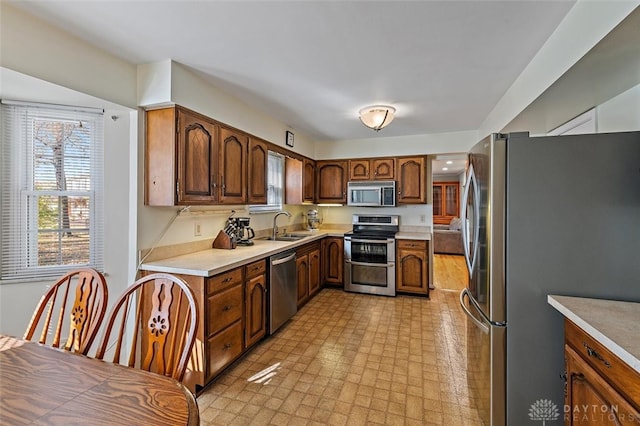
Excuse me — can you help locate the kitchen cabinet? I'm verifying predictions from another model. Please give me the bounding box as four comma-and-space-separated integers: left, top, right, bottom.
146, 106, 219, 205
316, 160, 347, 204
396, 239, 429, 296
348, 158, 395, 181
244, 259, 267, 348
397, 156, 427, 204
296, 254, 309, 307
564, 319, 640, 424
296, 242, 321, 308
218, 125, 248, 204
321, 237, 344, 287
285, 157, 316, 205
145, 106, 249, 206
247, 137, 268, 205
146, 259, 268, 393
433, 181, 460, 225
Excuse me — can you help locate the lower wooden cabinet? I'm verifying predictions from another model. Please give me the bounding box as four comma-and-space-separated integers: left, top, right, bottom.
147, 258, 267, 394
564, 320, 640, 425
296, 242, 321, 308
396, 239, 429, 296
321, 237, 344, 287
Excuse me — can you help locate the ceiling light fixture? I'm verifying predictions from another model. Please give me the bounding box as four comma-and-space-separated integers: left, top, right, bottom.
359, 105, 396, 131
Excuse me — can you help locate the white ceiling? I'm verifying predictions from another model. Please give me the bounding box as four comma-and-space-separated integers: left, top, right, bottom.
10, 0, 575, 142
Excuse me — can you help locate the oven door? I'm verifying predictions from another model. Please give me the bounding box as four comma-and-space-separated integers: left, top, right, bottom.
344, 236, 396, 296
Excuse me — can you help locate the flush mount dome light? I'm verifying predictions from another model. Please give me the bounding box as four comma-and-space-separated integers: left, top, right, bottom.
358, 105, 396, 131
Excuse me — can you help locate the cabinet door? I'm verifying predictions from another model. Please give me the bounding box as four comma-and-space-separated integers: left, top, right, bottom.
245, 274, 267, 348
303, 159, 315, 203
372, 158, 395, 180
296, 254, 309, 307
308, 248, 321, 298
177, 109, 219, 204
146, 107, 178, 206
349, 159, 370, 180
432, 185, 443, 217
219, 126, 248, 204
397, 156, 426, 204
248, 138, 268, 205
285, 157, 303, 205
444, 183, 459, 217
316, 161, 347, 204
565, 345, 640, 425
396, 241, 428, 295
321, 237, 344, 286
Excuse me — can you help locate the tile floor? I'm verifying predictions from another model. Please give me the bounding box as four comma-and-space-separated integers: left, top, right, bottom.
197, 288, 484, 425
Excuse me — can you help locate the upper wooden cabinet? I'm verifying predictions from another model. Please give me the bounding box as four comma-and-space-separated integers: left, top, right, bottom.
316, 160, 347, 204
218, 126, 248, 204
433, 182, 460, 225
146, 106, 218, 205
286, 157, 316, 205
303, 159, 316, 203
348, 158, 395, 181
248, 137, 268, 205
397, 156, 427, 204
145, 106, 252, 206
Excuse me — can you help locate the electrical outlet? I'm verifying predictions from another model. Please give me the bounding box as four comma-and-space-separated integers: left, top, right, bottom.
420, 215, 426, 223
194, 222, 202, 236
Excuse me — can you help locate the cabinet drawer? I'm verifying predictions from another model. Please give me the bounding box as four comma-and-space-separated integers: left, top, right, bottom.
565, 319, 640, 408
245, 259, 266, 279
207, 321, 243, 378
208, 267, 243, 294
397, 239, 427, 250
207, 284, 243, 336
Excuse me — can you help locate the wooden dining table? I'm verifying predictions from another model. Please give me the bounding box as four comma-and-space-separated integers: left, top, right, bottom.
0, 335, 199, 425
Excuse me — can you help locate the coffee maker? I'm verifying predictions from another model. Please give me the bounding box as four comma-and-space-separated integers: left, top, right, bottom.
233, 217, 255, 246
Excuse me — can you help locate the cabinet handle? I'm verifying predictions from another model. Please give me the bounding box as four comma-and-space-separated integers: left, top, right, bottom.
222, 277, 232, 283
223, 342, 232, 350
582, 342, 611, 368
221, 175, 225, 190
222, 304, 233, 312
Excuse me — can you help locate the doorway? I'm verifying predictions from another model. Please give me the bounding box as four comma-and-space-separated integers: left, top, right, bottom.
431, 154, 468, 292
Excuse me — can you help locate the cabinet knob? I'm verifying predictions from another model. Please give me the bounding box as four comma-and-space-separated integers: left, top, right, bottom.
223, 342, 232, 350
222, 304, 233, 312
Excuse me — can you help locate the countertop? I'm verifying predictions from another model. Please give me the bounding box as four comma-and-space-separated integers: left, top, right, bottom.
548, 295, 640, 374
140, 226, 432, 277
140, 228, 346, 277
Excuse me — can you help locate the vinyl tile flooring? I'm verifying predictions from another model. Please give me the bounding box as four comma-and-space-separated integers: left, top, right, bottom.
197, 287, 484, 425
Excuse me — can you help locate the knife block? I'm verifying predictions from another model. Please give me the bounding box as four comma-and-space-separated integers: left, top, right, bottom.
212, 230, 236, 249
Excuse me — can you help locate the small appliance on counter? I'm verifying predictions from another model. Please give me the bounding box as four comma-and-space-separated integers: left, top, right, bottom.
233, 217, 255, 246
305, 209, 322, 231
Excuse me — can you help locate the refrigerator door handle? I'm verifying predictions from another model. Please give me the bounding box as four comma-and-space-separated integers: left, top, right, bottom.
461, 164, 480, 275
459, 288, 490, 334
460, 288, 507, 330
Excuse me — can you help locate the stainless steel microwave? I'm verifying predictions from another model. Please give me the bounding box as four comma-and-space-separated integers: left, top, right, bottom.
347, 181, 396, 207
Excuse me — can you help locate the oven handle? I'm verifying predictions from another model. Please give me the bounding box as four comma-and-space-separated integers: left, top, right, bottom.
345, 259, 395, 268
346, 238, 395, 244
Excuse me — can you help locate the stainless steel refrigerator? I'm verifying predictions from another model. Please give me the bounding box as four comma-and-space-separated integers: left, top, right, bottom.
459, 131, 640, 425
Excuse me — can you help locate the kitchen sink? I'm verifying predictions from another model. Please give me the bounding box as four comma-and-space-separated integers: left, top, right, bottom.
265, 233, 308, 241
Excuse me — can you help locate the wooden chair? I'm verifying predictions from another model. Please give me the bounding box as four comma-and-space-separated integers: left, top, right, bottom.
95, 273, 198, 382
24, 268, 108, 355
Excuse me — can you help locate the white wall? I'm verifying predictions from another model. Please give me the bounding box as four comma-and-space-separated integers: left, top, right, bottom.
597, 83, 640, 132
315, 130, 477, 160
479, 0, 640, 139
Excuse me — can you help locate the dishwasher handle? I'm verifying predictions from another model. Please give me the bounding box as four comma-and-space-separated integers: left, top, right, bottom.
271, 252, 296, 266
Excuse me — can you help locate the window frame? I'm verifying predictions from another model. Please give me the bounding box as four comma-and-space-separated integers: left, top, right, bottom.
0, 101, 104, 282
248, 150, 285, 214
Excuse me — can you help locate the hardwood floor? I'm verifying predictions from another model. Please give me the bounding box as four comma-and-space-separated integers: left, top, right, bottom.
432, 254, 467, 292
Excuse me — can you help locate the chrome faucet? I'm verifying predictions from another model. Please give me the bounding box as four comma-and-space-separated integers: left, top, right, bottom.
272, 211, 291, 239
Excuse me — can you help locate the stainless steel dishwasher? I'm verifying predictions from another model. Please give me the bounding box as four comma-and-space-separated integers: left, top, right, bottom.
269, 250, 297, 334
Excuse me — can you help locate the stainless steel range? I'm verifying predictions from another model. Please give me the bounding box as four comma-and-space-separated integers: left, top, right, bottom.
344, 214, 398, 296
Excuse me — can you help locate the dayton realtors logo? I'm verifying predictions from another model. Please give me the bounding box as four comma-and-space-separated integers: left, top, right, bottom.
529, 399, 560, 425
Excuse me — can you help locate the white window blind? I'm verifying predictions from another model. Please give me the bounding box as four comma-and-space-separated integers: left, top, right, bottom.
249, 150, 284, 213
1, 101, 104, 281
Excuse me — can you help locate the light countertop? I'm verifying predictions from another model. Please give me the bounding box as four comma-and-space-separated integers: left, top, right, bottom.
140, 228, 346, 277
141, 226, 433, 277
548, 295, 640, 374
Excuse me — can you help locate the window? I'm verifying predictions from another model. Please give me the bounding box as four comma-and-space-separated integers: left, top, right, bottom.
1, 101, 104, 281
249, 150, 284, 213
